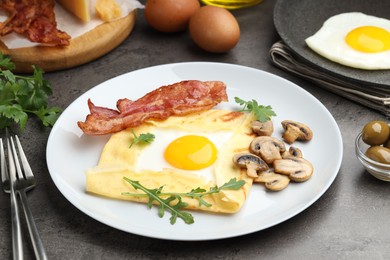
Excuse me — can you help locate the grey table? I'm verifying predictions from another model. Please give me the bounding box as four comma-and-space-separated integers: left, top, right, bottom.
1, 1, 389, 259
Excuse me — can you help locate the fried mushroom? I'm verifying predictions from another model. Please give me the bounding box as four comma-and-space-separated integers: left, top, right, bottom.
232, 153, 269, 178
281, 120, 313, 144
251, 120, 273, 136
250, 136, 286, 164
282, 146, 303, 158
254, 170, 290, 191
273, 156, 314, 182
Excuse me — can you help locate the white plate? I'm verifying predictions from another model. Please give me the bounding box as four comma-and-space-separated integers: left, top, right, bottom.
46, 62, 343, 241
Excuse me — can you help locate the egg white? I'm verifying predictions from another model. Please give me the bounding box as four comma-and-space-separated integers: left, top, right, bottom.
305, 12, 390, 70
136, 128, 233, 184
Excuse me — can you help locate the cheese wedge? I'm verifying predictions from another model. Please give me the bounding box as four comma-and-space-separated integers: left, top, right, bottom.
56, 0, 123, 23
56, 0, 91, 22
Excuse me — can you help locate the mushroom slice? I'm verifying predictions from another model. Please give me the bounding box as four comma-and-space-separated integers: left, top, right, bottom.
254, 170, 290, 191
273, 156, 314, 182
232, 153, 269, 178
251, 120, 273, 136
250, 136, 286, 164
282, 146, 303, 158
281, 120, 313, 144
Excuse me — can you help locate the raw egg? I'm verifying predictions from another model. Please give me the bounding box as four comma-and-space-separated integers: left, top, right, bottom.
189, 6, 240, 53
305, 12, 390, 70
144, 0, 200, 33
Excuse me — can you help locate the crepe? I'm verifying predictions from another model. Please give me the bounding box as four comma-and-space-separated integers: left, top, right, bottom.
86, 109, 256, 213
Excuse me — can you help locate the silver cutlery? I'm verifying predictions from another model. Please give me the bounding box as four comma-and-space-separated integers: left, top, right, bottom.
1, 136, 23, 260
1, 131, 48, 260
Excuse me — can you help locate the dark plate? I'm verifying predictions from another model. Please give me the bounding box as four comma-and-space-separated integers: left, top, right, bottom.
273, 0, 390, 87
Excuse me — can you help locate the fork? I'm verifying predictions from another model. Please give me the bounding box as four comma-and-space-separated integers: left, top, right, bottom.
1, 136, 23, 260
4, 132, 48, 260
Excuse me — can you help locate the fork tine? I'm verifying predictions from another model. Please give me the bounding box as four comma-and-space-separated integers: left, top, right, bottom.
1, 138, 10, 192
6, 129, 16, 182
5, 129, 24, 260
10, 137, 23, 181
14, 135, 34, 179
10, 136, 25, 183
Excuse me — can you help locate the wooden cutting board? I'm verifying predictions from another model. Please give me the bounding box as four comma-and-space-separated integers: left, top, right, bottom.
0, 10, 136, 73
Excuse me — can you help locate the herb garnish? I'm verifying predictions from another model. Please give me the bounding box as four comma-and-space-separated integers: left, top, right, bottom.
0, 53, 61, 130
235, 97, 276, 122
122, 177, 246, 224
129, 129, 155, 148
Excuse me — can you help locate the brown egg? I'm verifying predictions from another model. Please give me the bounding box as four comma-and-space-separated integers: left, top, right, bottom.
189, 6, 240, 53
144, 0, 200, 33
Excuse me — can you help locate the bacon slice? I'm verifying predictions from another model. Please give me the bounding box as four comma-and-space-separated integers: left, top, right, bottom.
78, 80, 228, 135
0, 0, 71, 46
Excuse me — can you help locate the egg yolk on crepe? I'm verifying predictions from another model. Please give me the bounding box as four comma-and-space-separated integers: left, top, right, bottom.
86, 109, 256, 213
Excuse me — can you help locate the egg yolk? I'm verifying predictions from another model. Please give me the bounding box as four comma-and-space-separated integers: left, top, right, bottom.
164, 135, 217, 170
345, 26, 390, 53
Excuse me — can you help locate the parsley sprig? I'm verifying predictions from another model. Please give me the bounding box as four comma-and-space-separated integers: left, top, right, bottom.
122, 177, 246, 224
235, 97, 276, 122
129, 129, 155, 148
0, 53, 61, 130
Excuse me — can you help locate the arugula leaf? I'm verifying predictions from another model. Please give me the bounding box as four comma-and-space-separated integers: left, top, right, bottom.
178, 178, 246, 208
234, 97, 276, 122
122, 178, 246, 224
123, 178, 194, 224
129, 129, 155, 148
0, 54, 61, 130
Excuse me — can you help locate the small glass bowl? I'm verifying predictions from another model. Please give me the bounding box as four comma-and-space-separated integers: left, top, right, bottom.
355, 132, 390, 182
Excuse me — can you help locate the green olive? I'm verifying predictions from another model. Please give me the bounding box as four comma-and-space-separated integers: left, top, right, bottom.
365, 146, 390, 164
362, 121, 390, 146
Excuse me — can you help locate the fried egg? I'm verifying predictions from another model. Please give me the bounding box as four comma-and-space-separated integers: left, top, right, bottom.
86, 109, 256, 213
305, 12, 390, 70
136, 128, 233, 184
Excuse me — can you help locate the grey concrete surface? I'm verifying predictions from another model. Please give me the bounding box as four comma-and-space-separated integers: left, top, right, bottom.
1, 1, 389, 259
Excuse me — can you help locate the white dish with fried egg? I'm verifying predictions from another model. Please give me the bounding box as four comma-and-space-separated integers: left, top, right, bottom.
46, 62, 343, 241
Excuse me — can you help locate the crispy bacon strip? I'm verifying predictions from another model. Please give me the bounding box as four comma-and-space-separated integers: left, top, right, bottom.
0, 0, 71, 46
78, 80, 228, 135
